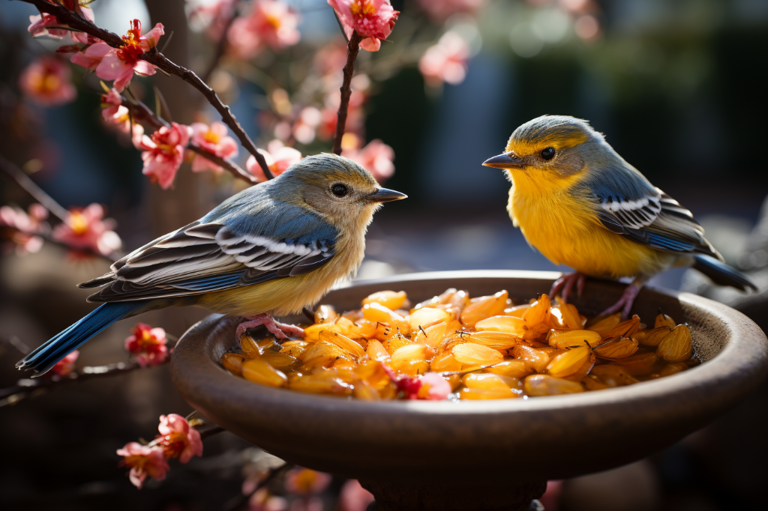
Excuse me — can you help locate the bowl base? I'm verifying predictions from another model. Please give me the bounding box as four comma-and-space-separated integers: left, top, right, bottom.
359, 478, 547, 511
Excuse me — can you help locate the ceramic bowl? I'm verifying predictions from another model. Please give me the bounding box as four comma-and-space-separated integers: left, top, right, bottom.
171, 271, 767, 509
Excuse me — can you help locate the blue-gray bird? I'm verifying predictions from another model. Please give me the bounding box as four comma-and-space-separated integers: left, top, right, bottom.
17, 154, 406, 375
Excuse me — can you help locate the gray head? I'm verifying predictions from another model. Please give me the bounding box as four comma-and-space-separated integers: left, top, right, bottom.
482, 115, 615, 179
275, 153, 406, 225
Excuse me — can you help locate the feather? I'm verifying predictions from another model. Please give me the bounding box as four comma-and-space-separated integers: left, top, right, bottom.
83, 194, 339, 303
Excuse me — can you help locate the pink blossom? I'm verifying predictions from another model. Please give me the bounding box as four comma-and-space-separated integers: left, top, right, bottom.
157, 414, 203, 464
416, 0, 485, 23
418, 372, 452, 400
318, 89, 366, 140
117, 442, 169, 489
384, 367, 451, 400
101, 88, 131, 133
18, 57, 76, 107
419, 32, 470, 87
249, 488, 288, 511
0, 203, 48, 255
72, 20, 164, 91
49, 350, 79, 378
136, 123, 191, 189
338, 480, 375, 511
328, 0, 399, 52
227, 1, 300, 59
190, 122, 239, 173
285, 468, 332, 495
342, 139, 395, 183
291, 107, 321, 145
313, 42, 348, 77
70, 42, 111, 71
246, 140, 302, 182
52, 204, 122, 256
125, 323, 169, 367
28, 5, 96, 42
28, 13, 68, 39
189, 0, 238, 41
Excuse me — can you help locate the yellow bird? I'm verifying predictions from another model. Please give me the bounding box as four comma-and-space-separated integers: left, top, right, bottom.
483, 115, 755, 318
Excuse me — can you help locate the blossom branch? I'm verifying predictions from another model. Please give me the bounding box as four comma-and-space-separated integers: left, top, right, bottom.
0, 154, 119, 261
2, 223, 118, 262
117, 92, 258, 184
332, 31, 363, 155
0, 358, 170, 408
22, 0, 274, 180
199, 0, 243, 85
0, 152, 69, 223
224, 462, 292, 511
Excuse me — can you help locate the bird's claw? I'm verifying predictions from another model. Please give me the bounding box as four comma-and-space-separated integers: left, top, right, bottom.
550, 272, 587, 303
236, 313, 306, 342
598, 283, 641, 320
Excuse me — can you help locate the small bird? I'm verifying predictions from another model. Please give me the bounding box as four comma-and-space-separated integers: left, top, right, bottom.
17, 154, 406, 375
483, 115, 755, 318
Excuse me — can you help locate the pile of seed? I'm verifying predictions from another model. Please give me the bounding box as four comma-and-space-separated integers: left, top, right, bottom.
221, 289, 698, 400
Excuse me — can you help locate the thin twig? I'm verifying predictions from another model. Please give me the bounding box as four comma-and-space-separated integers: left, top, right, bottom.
223, 462, 292, 511
115, 92, 257, 184
22, 0, 274, 180
0, 154, 119, 261
200, 0, 243, 84
0, 152, 70, 222
0, 357, 170, 407
332, 31, 363, 155
2, 223, 118, 262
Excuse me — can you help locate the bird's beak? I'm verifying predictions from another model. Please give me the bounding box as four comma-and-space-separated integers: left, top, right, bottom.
482, 152, 525, 169
367, 187, 408, 203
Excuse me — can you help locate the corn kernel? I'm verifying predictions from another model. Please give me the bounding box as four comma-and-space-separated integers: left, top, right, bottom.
548, 329, 602, 349
460, 290, 508, 327
547, 346, 591, 379
657, 325, 693, 362
452, 343, 504, 365
242, 359, 287, 388
594, 336, 639, 359
314, 304, 339, 324
524, 374, 584, 396
362, 290, 407, 310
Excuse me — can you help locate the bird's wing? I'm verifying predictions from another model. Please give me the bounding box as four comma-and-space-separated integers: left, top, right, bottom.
584, 173, 721, 259
80, 202, 338, 302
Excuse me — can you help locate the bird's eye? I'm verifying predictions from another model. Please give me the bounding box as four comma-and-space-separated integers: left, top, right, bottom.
331, 183, 349, 197
541, 147, 556, 160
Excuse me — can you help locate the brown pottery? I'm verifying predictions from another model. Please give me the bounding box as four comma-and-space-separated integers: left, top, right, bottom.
171, 270, 768, 511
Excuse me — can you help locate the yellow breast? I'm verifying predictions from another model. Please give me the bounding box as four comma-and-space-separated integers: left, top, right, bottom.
507, 170, 671, 279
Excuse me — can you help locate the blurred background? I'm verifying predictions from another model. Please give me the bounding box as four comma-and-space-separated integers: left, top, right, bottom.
1, 0, 767, 510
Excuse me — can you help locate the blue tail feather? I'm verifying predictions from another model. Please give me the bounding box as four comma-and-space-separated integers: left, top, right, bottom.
692, 255, 757, 292
16, 302, 144, 376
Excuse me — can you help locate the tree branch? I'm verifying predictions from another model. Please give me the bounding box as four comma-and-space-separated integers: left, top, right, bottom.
223, 462, 292, 511
199, 0, 243, 85
0, 152, 70, 223
22, 0, 274, 180
117, 92, 258, 184
332, 31, 363, 155
0, 357, 170, 407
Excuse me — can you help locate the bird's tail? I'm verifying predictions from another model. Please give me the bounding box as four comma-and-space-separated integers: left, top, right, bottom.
16, 302, 143, 376
692, 255, 757, 292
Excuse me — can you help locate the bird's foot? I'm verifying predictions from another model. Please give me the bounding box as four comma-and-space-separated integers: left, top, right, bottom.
598, 283, 642, 320
550, 272, 587, 303
236, 314, 306, 341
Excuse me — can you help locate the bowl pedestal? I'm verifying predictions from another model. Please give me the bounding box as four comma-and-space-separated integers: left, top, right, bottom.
171, 271, 768, 511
